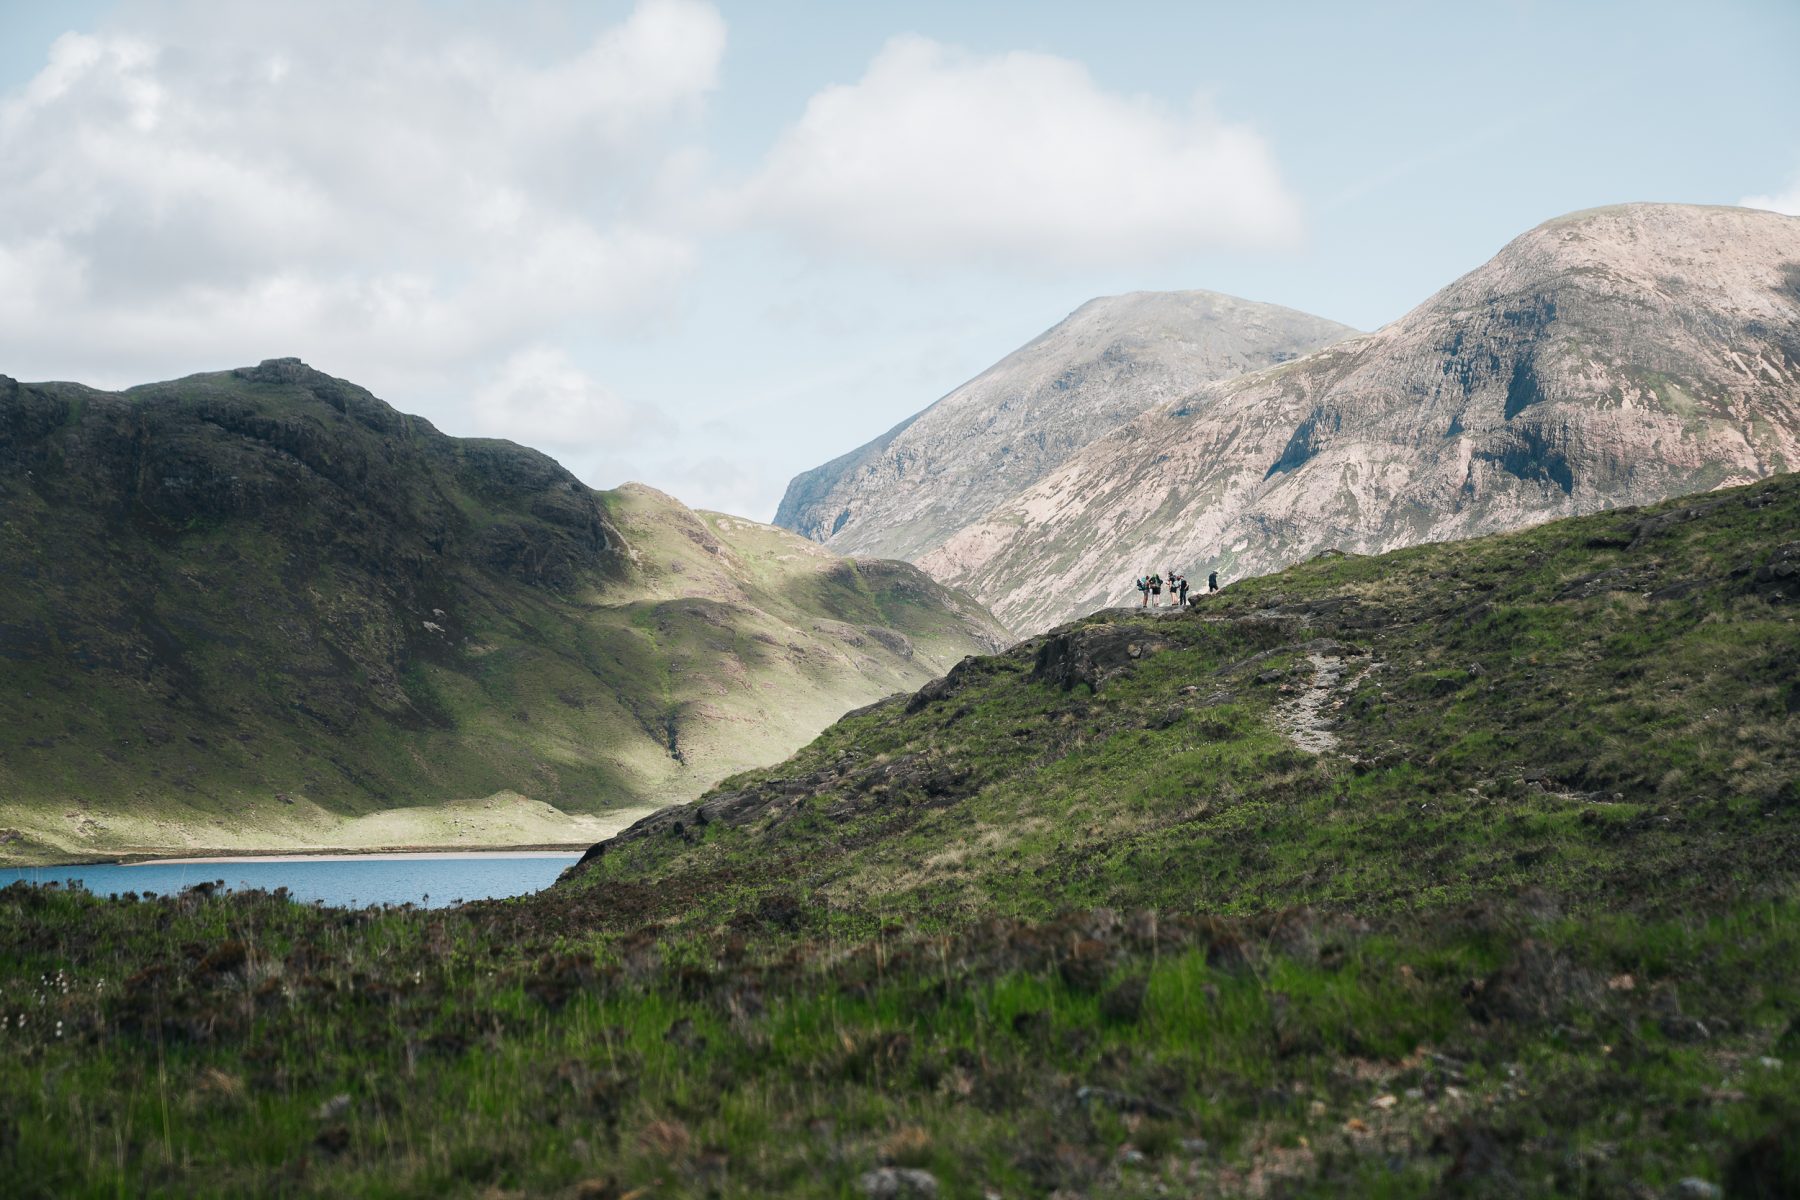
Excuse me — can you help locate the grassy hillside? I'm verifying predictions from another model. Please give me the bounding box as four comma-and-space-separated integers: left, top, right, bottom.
0, 361, 1008, 863
572, 473, 1800, 930
2, 475, 1797, 1197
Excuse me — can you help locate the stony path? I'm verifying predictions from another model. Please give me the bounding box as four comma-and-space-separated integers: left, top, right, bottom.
1277, 653, 1353, 754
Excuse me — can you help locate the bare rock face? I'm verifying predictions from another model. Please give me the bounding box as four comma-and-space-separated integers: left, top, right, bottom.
1028, 623, 1175, 693
922, 204, 1800, 632
773, 291, 1357, 565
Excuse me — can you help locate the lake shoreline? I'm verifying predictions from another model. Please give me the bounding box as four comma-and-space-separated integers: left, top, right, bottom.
11, 842, 599, 869
0, 850, 594, 908
131, 849, 587, 865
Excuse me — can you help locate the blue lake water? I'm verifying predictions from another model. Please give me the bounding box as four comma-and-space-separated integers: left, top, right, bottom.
0, 852, 583, 909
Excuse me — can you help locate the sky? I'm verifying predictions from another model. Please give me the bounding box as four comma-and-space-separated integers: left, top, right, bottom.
2, 0, 1797, 522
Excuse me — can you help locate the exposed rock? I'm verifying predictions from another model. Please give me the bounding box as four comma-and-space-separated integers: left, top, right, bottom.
313, 1093, 352, 1122
1752, 541, 1800, 600
857, 1167, 939, 1199
905, 654, 991, 712
1029, 622, 1174, 692
580, 738, 990, 862
842, 693, 908, 721
1558, 568, 1642, 600
919, 204, 1800, 632
1073, 1084, 1180, 1119
776, 290, 1355, 561
1659, 1014, 1713, 1043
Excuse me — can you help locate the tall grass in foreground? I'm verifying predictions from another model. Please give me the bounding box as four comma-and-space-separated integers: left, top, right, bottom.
3, 883, 1798, 1197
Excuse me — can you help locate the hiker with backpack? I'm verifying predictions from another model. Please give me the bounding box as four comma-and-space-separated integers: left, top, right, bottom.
1176, 573, 1190, 606
1208, 570, 1219, 593
1148, 572, 1162, 606
1136, 574, 1150, 607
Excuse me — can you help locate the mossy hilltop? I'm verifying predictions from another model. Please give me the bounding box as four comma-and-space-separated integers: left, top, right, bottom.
0, 360, 1008, 863
3, 475, 1798, 1196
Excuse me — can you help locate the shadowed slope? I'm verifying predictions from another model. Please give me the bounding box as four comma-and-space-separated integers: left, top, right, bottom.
0, 360, 1009, 863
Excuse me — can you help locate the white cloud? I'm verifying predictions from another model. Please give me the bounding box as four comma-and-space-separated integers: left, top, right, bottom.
473, 345, 671, 450
1741, 175, 1800, 216
0, 6, 1309, 521
645, 451, 788, 521
503, 0, 725, 145
735, 35, 1301, 270
0, 0, 723, 391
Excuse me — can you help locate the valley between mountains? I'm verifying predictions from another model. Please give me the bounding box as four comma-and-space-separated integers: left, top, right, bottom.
3, 194, 1800, 1198
9, 202, 1795, 864
781, 203, 1800, 633
0, 360, 1006, 864
7, 475, 1798, 1197
4, 0, 1800, 1183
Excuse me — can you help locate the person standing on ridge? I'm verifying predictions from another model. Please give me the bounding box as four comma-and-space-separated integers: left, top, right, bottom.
1177, 574, 1190, 606
1208, 570, 1219, 593
1148, 571, 1162, 607
1136, 574, 1150, 607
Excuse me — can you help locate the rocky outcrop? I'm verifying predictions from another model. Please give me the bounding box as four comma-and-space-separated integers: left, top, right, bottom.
922, 204, 1800, 632
4, 359, 628, 595
1029, 623, 1174, 692
774, 291, 1356, 562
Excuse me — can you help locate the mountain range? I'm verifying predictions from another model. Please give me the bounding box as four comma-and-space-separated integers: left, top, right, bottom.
11, 469, 1800, 1195
0, 359, 1007, 863
8, 204, 1800, 1193
8, 201, 1798, 862
774, 290, 1356, 562
782, 203, 1800, 632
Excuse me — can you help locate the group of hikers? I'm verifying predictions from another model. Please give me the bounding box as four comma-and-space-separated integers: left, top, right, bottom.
1135, 568, 1218, 608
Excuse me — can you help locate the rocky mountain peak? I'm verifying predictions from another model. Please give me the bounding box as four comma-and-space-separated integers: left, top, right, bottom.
918, 203, 1800, 632
1432, 202, 1798, 315
774, 288, 1356, 565
232, 356, 321, 384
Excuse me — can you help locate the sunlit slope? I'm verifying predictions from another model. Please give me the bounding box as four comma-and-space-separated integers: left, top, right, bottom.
0, 360, 1008, 863
775, 289, 1355, 560
924, 204, 1800, 631
570, 471, 1800, 930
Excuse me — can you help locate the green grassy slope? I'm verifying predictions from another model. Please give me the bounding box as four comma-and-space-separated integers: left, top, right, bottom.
1, 477, 1796, 1199
569, 473, 1800, 931
0, 361, 1009, 863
